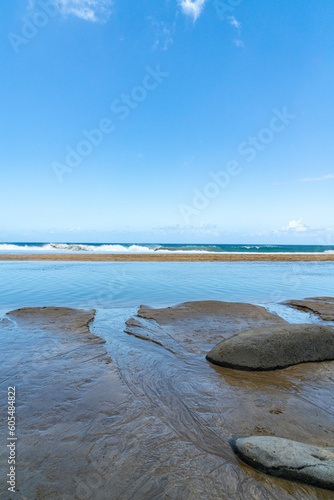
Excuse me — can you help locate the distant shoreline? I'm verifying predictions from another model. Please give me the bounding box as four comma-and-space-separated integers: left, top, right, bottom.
1, 253, 334, 262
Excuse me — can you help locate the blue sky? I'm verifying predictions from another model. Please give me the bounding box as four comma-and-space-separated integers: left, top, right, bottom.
1, 0, 334, 244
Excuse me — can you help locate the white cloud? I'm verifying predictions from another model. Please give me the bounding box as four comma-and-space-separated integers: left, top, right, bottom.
154, 222, 220, 236
273, 174, 334, 186
251, 222, 334, 240
228, 16, 241, 29
57, 0, 113, 22
179, 0, 207, 21
281, 218, 308, 232
149, 18, 175, 51
226, 15, 244, 48
299, 174, 334, 182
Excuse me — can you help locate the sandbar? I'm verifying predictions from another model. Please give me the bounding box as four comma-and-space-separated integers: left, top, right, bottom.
1, 253, 334, 261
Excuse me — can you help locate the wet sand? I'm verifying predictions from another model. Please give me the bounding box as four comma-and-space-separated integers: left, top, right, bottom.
1, 302, 334, 499
1, 253, 334, 262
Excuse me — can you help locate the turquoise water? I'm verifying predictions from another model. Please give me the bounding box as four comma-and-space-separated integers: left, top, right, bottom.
0, 261, 333, 314
0, 242, 334, 254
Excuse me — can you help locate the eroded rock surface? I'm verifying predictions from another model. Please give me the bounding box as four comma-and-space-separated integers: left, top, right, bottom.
230, 436, 334, 491
0, 307, 129, 500
126, 301, 334, 498
2, 303, 334, 499
206, 324, 334, 370
284, 298, 334, 322
7, 306, 96, 336
135, 301, 287, 354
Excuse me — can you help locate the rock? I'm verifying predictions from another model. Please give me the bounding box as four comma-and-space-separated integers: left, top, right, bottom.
206, 323, 334, 370
136, 301, 287, 354
284, 298, 334, 321
0, 307, 125, 500
6, 306, 103, 345
230, 435, 334, 491
7, 306, 96, 335
306, 297, 334, 303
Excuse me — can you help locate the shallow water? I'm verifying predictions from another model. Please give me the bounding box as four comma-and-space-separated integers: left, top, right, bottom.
1, 262, 334, 499
1, 261, 334, 312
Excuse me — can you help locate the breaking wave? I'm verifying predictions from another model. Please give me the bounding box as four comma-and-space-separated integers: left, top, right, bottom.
1, 243, 334, 254
0, 243, 157, 253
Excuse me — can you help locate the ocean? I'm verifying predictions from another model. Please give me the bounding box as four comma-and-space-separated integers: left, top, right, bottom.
0, 242, 334, 254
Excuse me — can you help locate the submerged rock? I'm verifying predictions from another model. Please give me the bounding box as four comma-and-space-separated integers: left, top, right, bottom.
206, 323, 334, 370
230, 435, 334, 491
284, 298, 334, 322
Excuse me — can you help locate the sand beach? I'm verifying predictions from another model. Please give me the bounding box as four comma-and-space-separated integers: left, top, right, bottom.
1, 253, 334, 261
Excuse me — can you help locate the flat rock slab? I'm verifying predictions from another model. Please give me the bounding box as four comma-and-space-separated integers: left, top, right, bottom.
307, 297, 334, 303
284, 298, 334, 322
136, 300, 287, 354
206, 323, 334, 370
0, 307, 130, 500
230, 436, 334, 491
7, 306, 97, 336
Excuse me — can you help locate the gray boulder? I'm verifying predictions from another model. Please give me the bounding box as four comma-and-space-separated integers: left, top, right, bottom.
230, 435, 334, 491
206, 323, 334, 370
